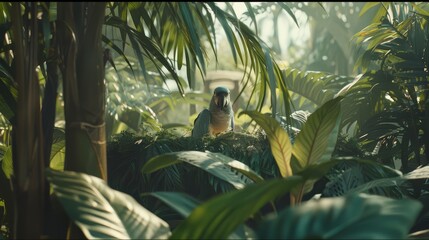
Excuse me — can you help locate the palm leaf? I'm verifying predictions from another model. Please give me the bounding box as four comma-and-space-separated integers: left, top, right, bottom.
178, 2, 206, 74
263, 45, 277, 117
348, 165, 429, 194
206, 2, 238, 64
278, 2, 299, 27
282, 68, 352, 107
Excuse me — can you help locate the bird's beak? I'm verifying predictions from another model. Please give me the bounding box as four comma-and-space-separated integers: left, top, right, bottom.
215, 95, 228, 109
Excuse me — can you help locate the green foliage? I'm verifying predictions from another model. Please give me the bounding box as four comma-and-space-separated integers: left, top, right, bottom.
282, 68, 353, 112
241, 97, 343, 203
257, 193, 422, 239
47, 162, 427, 240
0, 146, 11, 179
49, 128, 65, 171
240, 111, 292, 178
322, 159, 404, 198
170, 177, 304, 239
348, 165, 429, 195
1, 2, 429, 239
344, 2, 429, 174
291, 97, 342, 172
142, 151, 264, 186
45, 168, 171, 239
108, 130, 279, 203
144, 192, 201, 219
105, 2, 294, 118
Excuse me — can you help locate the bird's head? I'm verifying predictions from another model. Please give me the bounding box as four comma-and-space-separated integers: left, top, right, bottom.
212, 86, 231, 110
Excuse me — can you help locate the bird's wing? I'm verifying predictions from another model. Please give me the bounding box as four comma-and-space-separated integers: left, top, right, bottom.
191, 109, 211, 138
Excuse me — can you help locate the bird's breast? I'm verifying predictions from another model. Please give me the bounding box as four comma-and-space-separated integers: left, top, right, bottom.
209, 109, 232, 135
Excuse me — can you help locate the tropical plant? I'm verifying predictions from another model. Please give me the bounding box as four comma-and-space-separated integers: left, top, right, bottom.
46, 167, 424, 239
1, 1, 429, 239
340, 2, 429, 176
0, 1, 306, 238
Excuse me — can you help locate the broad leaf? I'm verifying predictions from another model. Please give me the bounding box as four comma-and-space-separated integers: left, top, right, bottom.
145, 191, 250, 239
290, 97, 342, 199
141, 151, 263, 189
240, 111, 292, 178
171, 176, 304, 239
291, 97, 342, 172
257, 193, 422, 239
45, 169, 171, 239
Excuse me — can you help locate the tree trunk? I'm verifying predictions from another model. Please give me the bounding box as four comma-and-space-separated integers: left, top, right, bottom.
58, 2, 108, 180
56, 2, 107, 238
10, 2, 45, 239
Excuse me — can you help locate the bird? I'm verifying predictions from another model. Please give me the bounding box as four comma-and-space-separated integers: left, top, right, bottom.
192, 86, 234, 138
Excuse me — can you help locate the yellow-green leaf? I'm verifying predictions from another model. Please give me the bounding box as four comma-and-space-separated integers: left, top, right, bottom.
240, 111, 292, 177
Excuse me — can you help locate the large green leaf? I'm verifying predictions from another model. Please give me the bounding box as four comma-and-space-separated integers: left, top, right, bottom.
240, 111, 293, 178
141, 151, 263, 189
257, 193, 422, 239
145, 191, 250, 239
290, 97, 342, 199
171, 176, 304, 239
45, 169, 171, 239
291, 97, 342, 172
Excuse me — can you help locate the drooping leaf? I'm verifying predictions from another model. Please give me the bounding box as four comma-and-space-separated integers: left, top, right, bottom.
263, 45, 277, 118
171, 176, 304, 239
206, 2, 237, 64
141, 151, 263, 189
178, 2, 206, 74
257, 193, 422, 239
243, 2, 258, 32
45, 169, 171, 239
240, 111, 293, 178
278, 2, 299, 27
